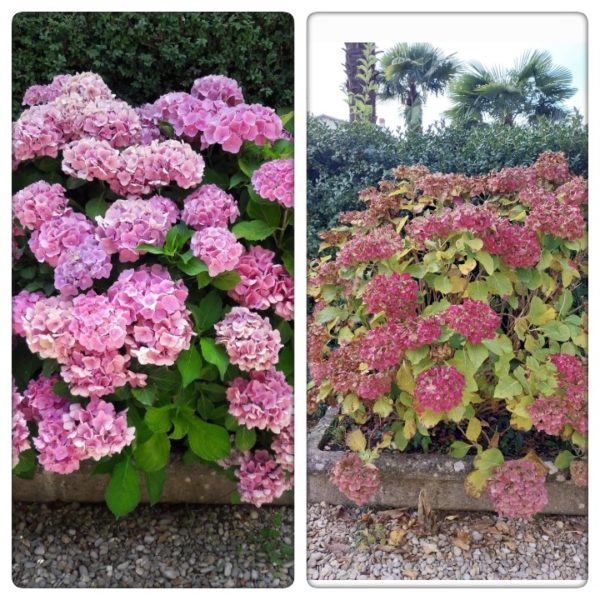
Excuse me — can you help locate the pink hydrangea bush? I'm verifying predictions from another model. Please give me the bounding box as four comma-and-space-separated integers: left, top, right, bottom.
309, 152, 586, 515
13, 71, 294, 515
330, 453, 381, 506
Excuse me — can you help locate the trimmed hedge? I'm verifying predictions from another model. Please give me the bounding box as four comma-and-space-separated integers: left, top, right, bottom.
12, 12, 293, 118
307, 114, 588, 256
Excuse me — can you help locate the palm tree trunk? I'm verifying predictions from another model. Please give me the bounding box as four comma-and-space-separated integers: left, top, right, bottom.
344, 42, 377, 123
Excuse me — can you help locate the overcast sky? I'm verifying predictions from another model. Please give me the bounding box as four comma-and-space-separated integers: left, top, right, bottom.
308, 13, 587, 131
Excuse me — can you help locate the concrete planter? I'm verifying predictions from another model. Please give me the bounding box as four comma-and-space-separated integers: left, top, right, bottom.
308, 409, 587, 515
13, 457, 293, 506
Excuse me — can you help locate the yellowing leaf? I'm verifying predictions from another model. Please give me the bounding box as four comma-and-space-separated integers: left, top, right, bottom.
527, 296, 557, 326
450, 275, 467, 293
466, 417, 482, 442
419, 410, 442, 429
373, 397, 393, 418
342, 393, 359, 415
395, 362, 415, 394
464, 469, 488, 499
459, 258, 477, 275
403, 418, 417, 440
346, 429, 366, 452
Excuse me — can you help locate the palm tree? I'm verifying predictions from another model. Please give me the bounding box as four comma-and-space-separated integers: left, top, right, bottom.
379, 43, 461, 129
446, 50, 576, 126
343, 42, 380, 123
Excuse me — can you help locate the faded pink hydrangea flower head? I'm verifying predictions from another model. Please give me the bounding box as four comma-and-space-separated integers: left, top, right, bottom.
251, 159, 294, 208
235, 449, 289, 507
227, 368, 292, 433
271, 423, 294, 474
363, 272, 419, 322
442, 299, 500, 344
215, 307, 282, 372
12, 290, 45, 337
330, 453, 380, 505
486, 459, 548, 518
22, 374, 68, 422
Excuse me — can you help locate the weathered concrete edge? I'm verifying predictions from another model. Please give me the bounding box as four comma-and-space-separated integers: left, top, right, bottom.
308, 408, 587, 515
13, 458, 293, 506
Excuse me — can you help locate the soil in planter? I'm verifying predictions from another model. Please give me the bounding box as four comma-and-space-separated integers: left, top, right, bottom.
318, 406, 577, 461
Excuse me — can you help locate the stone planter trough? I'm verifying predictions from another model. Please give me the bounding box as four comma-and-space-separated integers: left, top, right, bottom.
308, 408, 586, 515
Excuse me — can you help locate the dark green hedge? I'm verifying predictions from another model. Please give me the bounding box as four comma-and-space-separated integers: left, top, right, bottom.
307, 114, 588, 256
12, 12, 293, 118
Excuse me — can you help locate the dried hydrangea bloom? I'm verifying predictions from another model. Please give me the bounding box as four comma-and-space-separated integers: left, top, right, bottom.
54, 236, 113, 296
12, 104, 67, 165
485, 165, 537, 194
528, 395, 568, 435
235, 450, 290, 507
251, 159, 294, 208
12, 382, 30, 467
190, 75, 244, 106
337, 224, 404, 267
12, 290, 45, 337
363, 272, 419, 321
96, 195, 180, 262
215, 307, 282, 372
12, 181, 68, 231
330, 453, 380, 505
414, 365, 465, 413
526, 199, 585, 241
28, 209, 95, 267
181, 184, 240, 231
442, 299, 500, 344
486, 459, 548, 518
555, 177, 587, 207
202, 103, 283, 153
533, 151, 571, 185
570, 460, 587, 487
190, 227, 243, 277
228, 245, 292, 315
22, 374, 67, 422
271, 423, 294, 473
227, 369, 292, 433
357, 370, 393, 401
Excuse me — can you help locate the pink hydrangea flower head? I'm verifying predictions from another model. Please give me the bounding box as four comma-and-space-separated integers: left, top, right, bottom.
235, 450, 289, 507
359, 323, 405, 371
271, 424, 294, 473
528, 395, 568, 436
482, 220, 541, 269
555, 177, 588, 207
22, 374, 68, 422
526, 198, 585, 241
215, 307, 282, 372
363, 272, 419, 321
12, 382, 30, 467
337, 225, 404, 266
34, 407, 82, 474
12, 104, 67, 165
54, 236, 113, 296
190, 227, 244, 277
485, 166, 537, 194
96, 195, 180, 262
181, 184, 240, 230
570, 461, 587, 487
67, 398, 135, 461
22, 296, 75, 361
22, 74, 71, 106
357, 371, 393, 401
60, 349, 146, 398
12, 181, 68, 230
60, 72, 114, 102
67, 291, 129, 353
442, 299, 500, 344
190, 75, 244, 106
487, 459, 548, 518
152, 92, 225, 139
227, 368, 293, 433
202, 103, 283, 153
28, 210, 95, 267
251, 159, 294, 208
72, 98, 142, 148
228, 245, 293, 316
13, 290, 45, 337
136, 103, 163, 144
330, 453, 380, 505
61, 138, 122, 182
414, 365, 465, 413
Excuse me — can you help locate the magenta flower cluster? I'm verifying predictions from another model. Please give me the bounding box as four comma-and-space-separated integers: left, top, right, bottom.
442, 299, 500, 344
96, 196, 180, 262
181, 184, 240, 230
486, 459, 548, 518
251, 159, 294, 208
330, 453, 381, 506
414, 365, 466, 413
337, 224, 404, 267
228, 245, 294, 320
363, 272, 419, 321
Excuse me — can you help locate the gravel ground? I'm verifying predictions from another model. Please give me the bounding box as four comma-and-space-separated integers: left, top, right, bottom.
307, 502, 587, 581
13, 502, 293, 588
